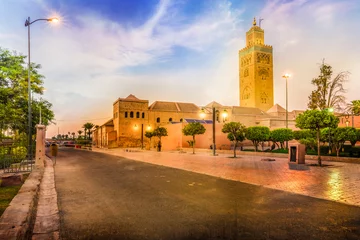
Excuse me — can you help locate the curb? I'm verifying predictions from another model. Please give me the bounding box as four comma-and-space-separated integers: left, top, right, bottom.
31, 157, 60, 240
0, 167, 43, 239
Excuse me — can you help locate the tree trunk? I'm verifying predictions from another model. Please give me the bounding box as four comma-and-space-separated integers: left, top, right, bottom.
233, 141, 237, 158
254, 141, 258, 152
317, 129, 322, 166
192, 136, 195, 154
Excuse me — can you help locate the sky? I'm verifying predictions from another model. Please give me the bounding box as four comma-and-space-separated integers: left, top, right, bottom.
1, 0, 359, 138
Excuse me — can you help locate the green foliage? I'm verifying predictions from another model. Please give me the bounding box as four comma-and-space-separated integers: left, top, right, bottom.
153, 127, 168, 139
245, 126, 270, 152
82, 122, 95, 140
299, 138, 317, 151
308, 62, 348, 111
332, 127, 357, 157
0, 48, 55, 133
296, 110, 339, 130
296, 109, 339, 165
145, 131, 154, 139
346, 100, 360, 116
11, 146, 27, 160
222, 122, 246, 157
293, 129, 315, 140
270, 128, 293, 149
153, 127, 168, 152
182, 122, 206, 154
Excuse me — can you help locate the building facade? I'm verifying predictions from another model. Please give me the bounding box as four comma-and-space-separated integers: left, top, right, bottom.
239, 18, 274, 111
93, 19, 302, 149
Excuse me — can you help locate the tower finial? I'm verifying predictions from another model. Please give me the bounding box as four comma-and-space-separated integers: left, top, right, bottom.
253, 17, 256, 26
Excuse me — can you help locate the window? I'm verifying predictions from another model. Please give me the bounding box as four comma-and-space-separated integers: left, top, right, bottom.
169, 118, 173, 122
136, 112, 140, 118
156, 117, 160, 123
130, 111, 134, 118
142, 112, 145, 118
125, 112, 128, 118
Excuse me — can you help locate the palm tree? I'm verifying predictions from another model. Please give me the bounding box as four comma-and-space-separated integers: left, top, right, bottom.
72, 132, 75, 139
77, 130, 83, 139
82, 122, 95, 140
345, 100, 360, 127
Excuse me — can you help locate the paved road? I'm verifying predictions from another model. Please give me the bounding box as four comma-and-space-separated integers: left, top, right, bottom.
55, 148, 360, 239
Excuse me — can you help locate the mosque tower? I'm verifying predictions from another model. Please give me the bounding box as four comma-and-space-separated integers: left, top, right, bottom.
239, 18, 274, 111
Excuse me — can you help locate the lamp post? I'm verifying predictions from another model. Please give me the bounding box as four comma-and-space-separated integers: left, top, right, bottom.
24, 16, 58, 160
200, 107, 228, 156
282, 73, 291, 149
327, 108, 334, 154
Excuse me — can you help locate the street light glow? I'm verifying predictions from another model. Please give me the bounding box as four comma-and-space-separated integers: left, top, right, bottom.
282, 73, 291, 79
200, 109, 206, 120
48, 18, 59, 23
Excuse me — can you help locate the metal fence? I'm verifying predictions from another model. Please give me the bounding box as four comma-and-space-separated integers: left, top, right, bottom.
0, 123, 34, 173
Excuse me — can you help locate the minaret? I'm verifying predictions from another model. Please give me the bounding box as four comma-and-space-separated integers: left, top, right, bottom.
239, 18, 274, 111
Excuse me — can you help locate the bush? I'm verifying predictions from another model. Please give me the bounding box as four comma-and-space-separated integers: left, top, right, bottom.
272, 149, 288, 154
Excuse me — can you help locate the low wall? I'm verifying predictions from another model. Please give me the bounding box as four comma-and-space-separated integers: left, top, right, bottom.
0, 169, 43, 239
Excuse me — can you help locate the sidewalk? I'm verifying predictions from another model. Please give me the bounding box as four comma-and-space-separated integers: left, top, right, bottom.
93, 148, 360, 207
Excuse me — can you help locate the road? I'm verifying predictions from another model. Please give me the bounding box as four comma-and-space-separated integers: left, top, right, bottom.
54, 148, 360, 240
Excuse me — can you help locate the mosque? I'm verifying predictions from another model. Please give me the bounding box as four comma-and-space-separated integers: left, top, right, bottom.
93, 18, 303, 150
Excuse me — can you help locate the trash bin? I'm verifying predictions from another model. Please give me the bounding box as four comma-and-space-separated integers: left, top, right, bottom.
50, 143, 58, 157
288, 143, 305, 164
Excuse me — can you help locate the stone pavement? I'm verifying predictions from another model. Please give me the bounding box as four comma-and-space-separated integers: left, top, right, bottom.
32, 157, 60, 240
93, 148, 360, 207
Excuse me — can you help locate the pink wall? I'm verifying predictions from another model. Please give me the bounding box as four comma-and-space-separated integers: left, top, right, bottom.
158, 123, 232, 151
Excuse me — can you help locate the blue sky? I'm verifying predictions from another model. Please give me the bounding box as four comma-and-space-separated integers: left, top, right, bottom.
0, 0, 359, 137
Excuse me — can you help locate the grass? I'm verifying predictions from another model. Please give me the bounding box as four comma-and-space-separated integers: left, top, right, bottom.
0, 173, 29, 217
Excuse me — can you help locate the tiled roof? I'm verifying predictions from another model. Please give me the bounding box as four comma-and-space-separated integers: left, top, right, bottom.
267, 104, 286, 113
114, 94, 148, 104
149, 101, 200, 112
232, 106, 267, 115
124, 94, 139, 101
205, 101, 223, 108
177, 103, 200, 112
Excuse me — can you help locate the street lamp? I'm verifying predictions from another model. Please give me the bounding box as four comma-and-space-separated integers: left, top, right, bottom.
200, 107, 228, 156
24, 16, 58, 161
282, 73, 291, 149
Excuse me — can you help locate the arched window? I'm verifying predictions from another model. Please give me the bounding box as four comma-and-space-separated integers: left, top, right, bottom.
136, 112, 140, 118
130, 111, 134, 118
156, 117, 160, 123
180, 118, 183, 122
125, 112, 128, 118
142, 112, 145, 118
169, 118, 173, 122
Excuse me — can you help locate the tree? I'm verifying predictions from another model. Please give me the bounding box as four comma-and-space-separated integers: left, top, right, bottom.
270, 128, 293, 149
77, 130, 83, 139
332, 127, 357, 157
182, 122, 206, 154
308, 62, 348, 111
0, 47, 54, 134
222, 122, 246, 157
145, 131, 154, 148
72, 132, 75, 139
82, 122, 95, 140
346, 100, 360, 116
296, 110, 339, 166
350, 129, 360, 146
153, 127, 168, 152
245, 126, 270, 152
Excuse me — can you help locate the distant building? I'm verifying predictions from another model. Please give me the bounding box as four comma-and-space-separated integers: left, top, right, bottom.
93, 19, 304, 149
